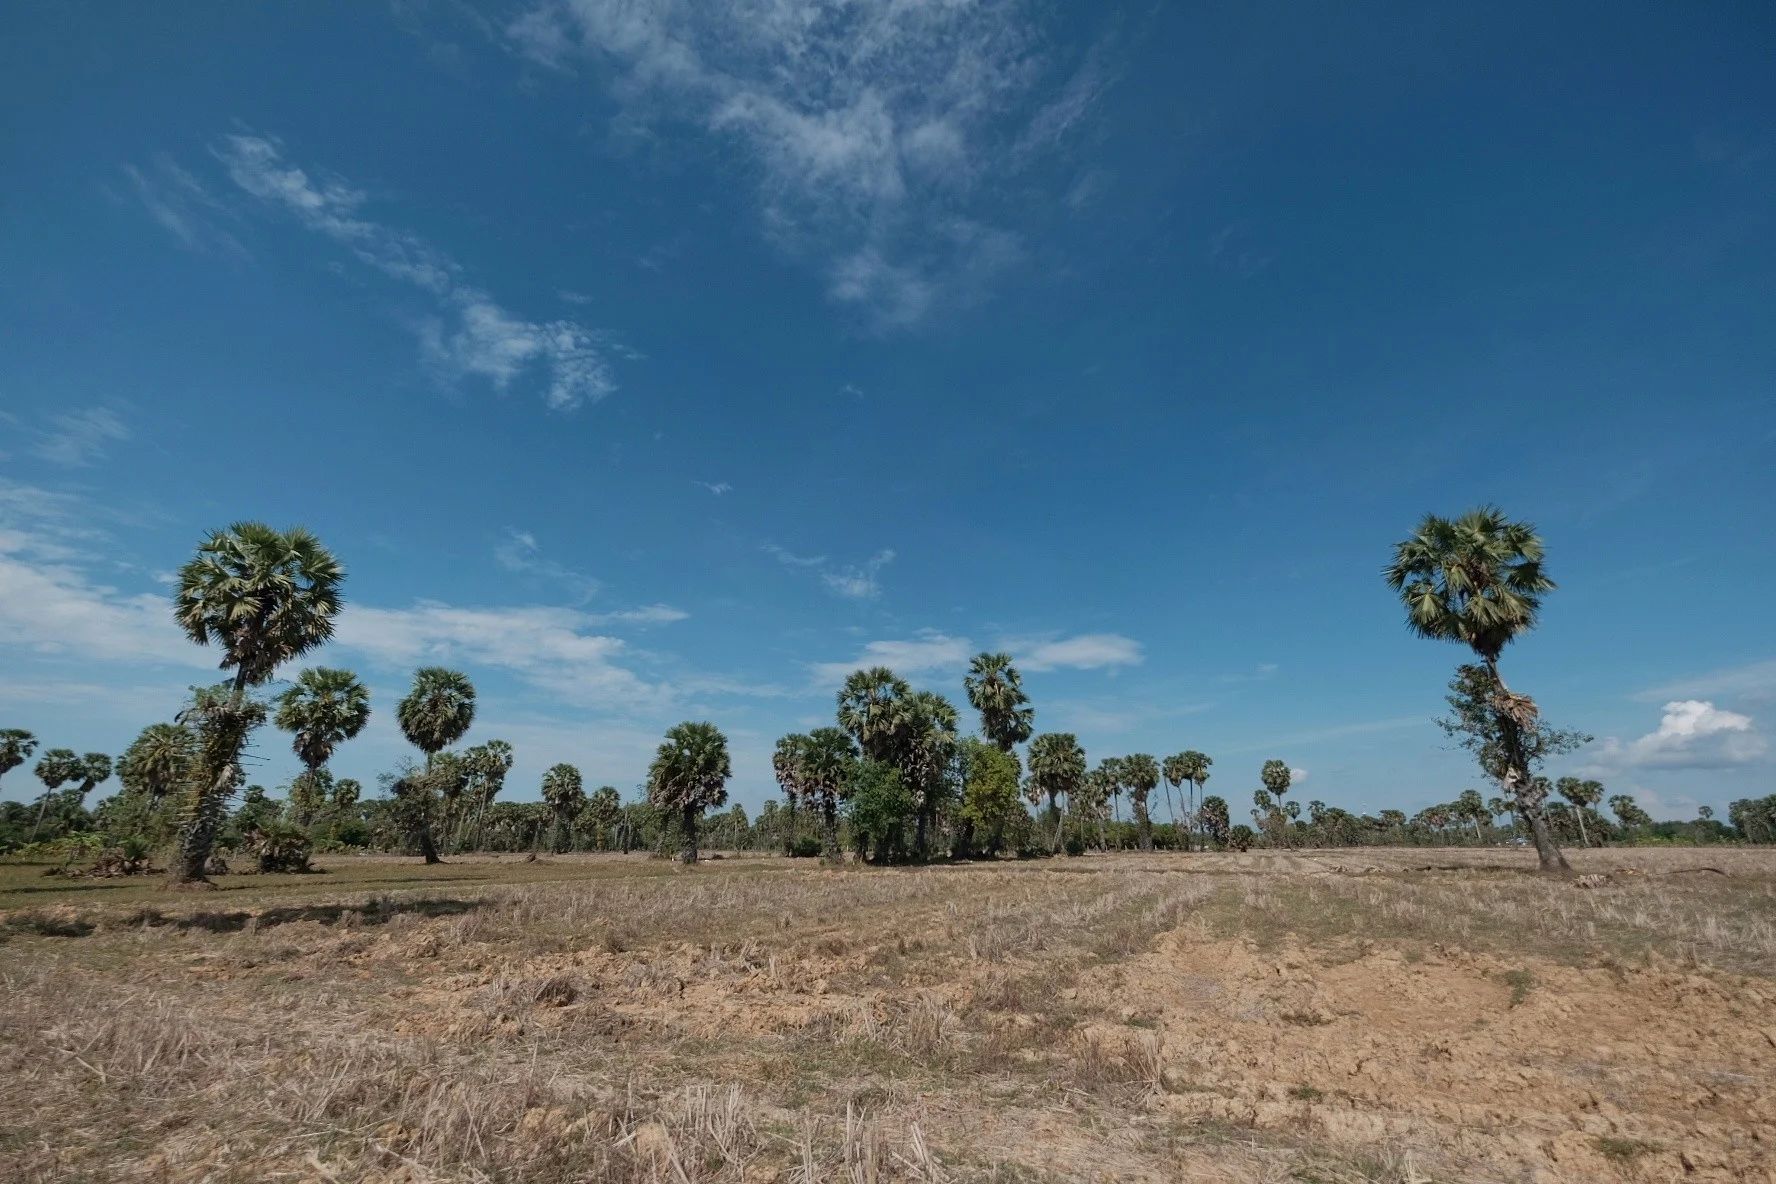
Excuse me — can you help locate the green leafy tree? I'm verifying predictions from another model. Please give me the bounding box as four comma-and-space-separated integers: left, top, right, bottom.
288, 767, 335, 826
0, 729, 38, 792
171, 523, 343, 886
275, 667, 370, 825
1122, 753, 1160, 851
960, 739, 1022, 856
647, 721, 731, 864
848, 759, 914, 863
333, 777, 361, 811
1556, 777, 1604, 847
1026, 732, 1086, 853
1386, 507, 1570, 873
1198, 795, 1230, 846
541, 763, 586, 853
799, 726, 858, 861
963, 653, 1035, 752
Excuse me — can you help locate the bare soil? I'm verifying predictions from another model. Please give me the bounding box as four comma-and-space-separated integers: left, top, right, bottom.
2, 846, 1772, 1182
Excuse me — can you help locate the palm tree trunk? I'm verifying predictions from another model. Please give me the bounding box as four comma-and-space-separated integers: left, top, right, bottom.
821, 802, 841, 864
914, 804, 930, 863
680, 804, 699, 864
1575, 808, 1590, 848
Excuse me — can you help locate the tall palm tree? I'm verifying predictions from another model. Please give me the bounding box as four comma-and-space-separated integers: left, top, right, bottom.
584, 785, 621, 851
963, 653, 1034, 753
397, 668, 476, 769
647, 721, 731, 864
0, 729, 38, 792
836, 667, 912, 765
1123, 753, 1160, 851
31, 748, 80, 838
1026, 732, 1085, 853
1556, 776, 1603, 848
901, 691, 959, 862
772, 732, 809, 855
1099, 755, 1127, 844
1178, 750, 1212, 847
171, 522, 343, 886
458, 739, 514, 850
1161, 753, 1188, 846
800, 726, 858, 862
1456, 788, 1488, 841
275, 667, 370, 826
541, 763, 586, 853
1386, 506, 1568, 873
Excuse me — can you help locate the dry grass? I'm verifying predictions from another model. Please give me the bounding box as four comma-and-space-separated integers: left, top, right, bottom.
2, 846, 1772, 1182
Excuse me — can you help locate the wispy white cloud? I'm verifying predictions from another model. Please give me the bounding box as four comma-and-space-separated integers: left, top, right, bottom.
766, 543, 895, 599
208, 133, 620, 411
123, 156, 249, 259
33, 408, 131, 468
1593, 700, 1768, 771
696, 480, 733, 496
506, 0, 1111, 329
494, 528, 603, 603
1635, 659, 1776, 705
1011, 633, 1143, 672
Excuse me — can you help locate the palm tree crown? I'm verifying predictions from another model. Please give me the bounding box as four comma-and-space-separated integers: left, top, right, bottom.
836, 667, 912, 764
773, 733, 809, 803
118, 723, 195, 800
35, 748, 82, 789
1, 729, 38, 785
1384, 506, 1553, 667
647, 721, 732, 814
276, 667, 371, 771
541, 763, 586, 816
175, 523, 344, 689
963, 652, 1034, 752
1026, 732, 1086, 807
397, 668, 476, 759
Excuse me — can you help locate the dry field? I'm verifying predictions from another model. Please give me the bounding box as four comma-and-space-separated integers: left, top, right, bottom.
3, 847, 1774, 1183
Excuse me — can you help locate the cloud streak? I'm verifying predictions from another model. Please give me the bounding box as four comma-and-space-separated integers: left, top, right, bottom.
766, 543, 895, 600
506, 0, 1109, 329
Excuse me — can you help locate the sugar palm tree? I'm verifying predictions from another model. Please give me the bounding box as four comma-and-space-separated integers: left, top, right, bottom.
1178, 750, 1212, 842
836, 667, 912, 765
1026, 732, 1085, 853
275, 667, 370, 826
963, 652, 1034, 752
584, 785, 621, 851
1123, 753, 1160, 850
800, 726, 858, 861
31, 748, 80, 839
1, 729, 38, 792
1556, 776, 1603, 848
457, 740, 514, 850
397, 667, 476, 770
902, 690, 959, 862
171, 522, 343, 886
541, 763, 586, 853
119, 724, 195, 803
1386, 506, 1569, 873
772, 732, 809, 855
1161, 753, 1188, 847
647, 721, 731, 864
1456, 788, 1488, 841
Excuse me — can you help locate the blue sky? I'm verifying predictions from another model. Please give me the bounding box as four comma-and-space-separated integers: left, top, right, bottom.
3, 1, 1773, 819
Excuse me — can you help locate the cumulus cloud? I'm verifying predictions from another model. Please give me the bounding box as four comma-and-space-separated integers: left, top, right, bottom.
206, 133, 619, 410
1596, 700, 1768, 771
809, 630, 972, 685
506, 0, 1110, 328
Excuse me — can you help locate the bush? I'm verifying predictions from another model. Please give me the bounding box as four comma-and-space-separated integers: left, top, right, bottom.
1226, 824, 1256, 852
248, 822, 315, 873
1063, 833, 1087, 857
789, 835, 821, 858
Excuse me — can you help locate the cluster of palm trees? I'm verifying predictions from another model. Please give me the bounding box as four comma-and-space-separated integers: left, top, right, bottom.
0, 504, 1740, 878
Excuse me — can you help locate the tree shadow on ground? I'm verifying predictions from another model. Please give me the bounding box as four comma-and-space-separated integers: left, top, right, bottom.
124, 896, 484, 934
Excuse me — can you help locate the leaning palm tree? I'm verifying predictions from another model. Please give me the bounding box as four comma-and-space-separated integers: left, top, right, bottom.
1556, 777, 1603, 848
963, 653, 1034, 753
799, 726, 859, 861
1385, 506, 1568, 872
170, 522, 343, 886
275, 667, 370, 826
1, 729, 38, 792
647, 721, 731, 864
541, 763, 586, 853
1123, 753, 1160, 850
1026, 732, 1086, 853
31, 748, 81, 839
772, 732, 810, 855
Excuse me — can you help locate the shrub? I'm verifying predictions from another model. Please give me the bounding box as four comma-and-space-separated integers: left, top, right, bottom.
1226, 825, 1256, 852
789, 835, 821, 858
